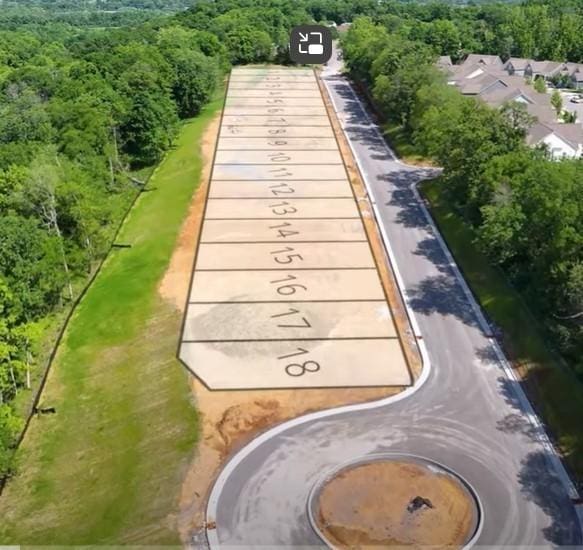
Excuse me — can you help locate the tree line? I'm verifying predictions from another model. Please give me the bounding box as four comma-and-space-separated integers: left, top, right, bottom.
342, 16, 583, 381
305, 0, 583, 63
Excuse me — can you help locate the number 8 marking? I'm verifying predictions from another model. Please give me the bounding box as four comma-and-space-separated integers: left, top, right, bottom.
285, 361, 320, 377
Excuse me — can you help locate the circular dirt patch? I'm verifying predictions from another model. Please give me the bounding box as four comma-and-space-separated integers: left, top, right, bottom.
314, 457, 479, 548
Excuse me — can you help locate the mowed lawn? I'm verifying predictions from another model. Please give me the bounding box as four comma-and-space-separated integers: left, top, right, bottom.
421, 179, 583, 481
0, 94, 223, 545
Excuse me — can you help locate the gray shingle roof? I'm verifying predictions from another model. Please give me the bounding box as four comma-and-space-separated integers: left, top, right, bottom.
437, 55, 453, 67
504, 57, 532, 71
462, 54, 503, 67
551, 123, 583, 150
525, 104, 558, 124
526, 60, 564, 77
526, 122, 583, 150
526, 122, 554, 146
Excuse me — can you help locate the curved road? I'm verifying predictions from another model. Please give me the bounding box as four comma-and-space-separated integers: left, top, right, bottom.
206, 55, 582, 546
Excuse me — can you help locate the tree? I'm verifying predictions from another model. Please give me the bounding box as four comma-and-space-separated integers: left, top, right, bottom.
0, 215, 68, 316
500, 102, 535, 138
373, 60, 443, 130
562, 110, 577, 123
223, 26, 273, 65
533, 77, 547, 93
424, 19, 461, 59
165, 49, 218, 118
0, 88, 54, 144
550, 89, 563, 115
341, 17, 390, 84
18, 154, 75, 301
119, 67, 178, 166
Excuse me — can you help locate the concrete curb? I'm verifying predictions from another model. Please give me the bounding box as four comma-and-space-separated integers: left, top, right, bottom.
326, 70, 579, 503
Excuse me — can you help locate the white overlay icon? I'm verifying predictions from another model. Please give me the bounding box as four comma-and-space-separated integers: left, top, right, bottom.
298, 31, 323, 55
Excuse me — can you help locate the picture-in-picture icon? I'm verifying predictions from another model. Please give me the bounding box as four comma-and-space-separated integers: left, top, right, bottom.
289, 24, 332, 65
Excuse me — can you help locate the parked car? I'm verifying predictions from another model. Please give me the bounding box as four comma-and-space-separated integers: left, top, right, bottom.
570, 95, 583, 104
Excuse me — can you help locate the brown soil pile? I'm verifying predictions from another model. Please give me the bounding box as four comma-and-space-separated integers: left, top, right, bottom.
317, 461, 476, 548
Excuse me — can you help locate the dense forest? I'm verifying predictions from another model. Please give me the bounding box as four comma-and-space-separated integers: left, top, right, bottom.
1, 0, 582, 478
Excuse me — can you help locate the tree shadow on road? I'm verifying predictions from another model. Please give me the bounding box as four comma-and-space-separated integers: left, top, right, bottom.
406, 274, 481, 328
496, 413, 540, 443
413, 236, 451, 274
379, 169, 434, 229
517, 451, 581, 545
326, 76, 369, 127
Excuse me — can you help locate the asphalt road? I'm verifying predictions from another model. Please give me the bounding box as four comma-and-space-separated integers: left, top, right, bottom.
206, 56, 582, 547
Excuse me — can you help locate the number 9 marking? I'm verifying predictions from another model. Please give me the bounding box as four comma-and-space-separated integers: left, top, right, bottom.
285, 361, 320, 377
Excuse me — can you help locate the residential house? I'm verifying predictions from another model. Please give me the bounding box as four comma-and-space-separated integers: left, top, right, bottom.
437, 55, 453, 69
461, 54, 504, 68
447, 61, 506, 90
526, 122, 583, 158
478, 80, 558, 123
457, 72, 507, 95
504, 57, 532, 76
571, 68, 583, 90
525, 60, 564, 81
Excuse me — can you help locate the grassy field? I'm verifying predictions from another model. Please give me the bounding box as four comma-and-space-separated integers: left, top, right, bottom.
0, 93, 223, 545
421, 179, 583, 481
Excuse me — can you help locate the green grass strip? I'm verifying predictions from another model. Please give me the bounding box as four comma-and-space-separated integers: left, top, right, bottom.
0, 92, 224, 545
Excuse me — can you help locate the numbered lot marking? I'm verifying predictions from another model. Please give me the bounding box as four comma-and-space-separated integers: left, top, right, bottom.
209, 180, 350, 198
180, 339, 411, 389
227, 90, 322, 98
205, 198, 359, 219
189, 269, 385, 303
222, 115, 329, 126
213, 164, 347, 180
200, 218, 365, 242
228, 83, 320, 90
225, 98, 323, 107
220, 125, 334, 138
195, 242, 375, 270
217, 138, 337, 150
183, 301, 397, 341
224, 106, 327, 117
215, 150, 342, 165
178, 66, 412, 389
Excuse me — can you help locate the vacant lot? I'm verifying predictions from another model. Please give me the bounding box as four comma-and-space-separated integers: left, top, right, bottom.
0, 94, 224, 545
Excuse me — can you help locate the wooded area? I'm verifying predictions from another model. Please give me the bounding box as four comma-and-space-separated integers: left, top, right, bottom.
0, 0, 318, 479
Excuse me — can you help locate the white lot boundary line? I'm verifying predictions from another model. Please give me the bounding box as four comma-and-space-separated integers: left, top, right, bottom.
205, 70, 433, 548
327, 73, 580, 505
